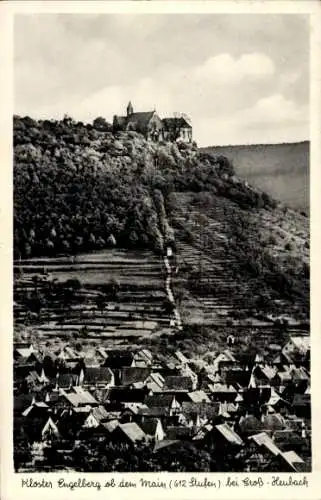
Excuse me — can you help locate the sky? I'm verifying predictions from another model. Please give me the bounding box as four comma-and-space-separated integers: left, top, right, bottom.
14, 14, 309, 146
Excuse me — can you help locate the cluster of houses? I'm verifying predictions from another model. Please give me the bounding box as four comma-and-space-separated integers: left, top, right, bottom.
14, 334, 310, 472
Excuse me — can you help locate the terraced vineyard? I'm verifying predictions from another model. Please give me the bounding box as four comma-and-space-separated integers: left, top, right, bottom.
14, 249, 174, 348
170, 192, 309, 350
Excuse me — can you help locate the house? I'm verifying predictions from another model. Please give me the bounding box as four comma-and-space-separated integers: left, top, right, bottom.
121, 402, 149, 422
101, 419, 119, 435
208, 383, 237, 402
120, 367, 151, 387
22, 398, 49, 418
187, 390, 210, 404
180, 401, 220, 424
139, 418, 165, 441
164, 426, 194, 440
55, 372, 79, 390
26, 369, 49, 389
82, 406, 109, 428
132, 349, 153, 367
283, 336, 310, 357
250, 365, 278, 388
145, 393, 181, 417
112, 422, 147, 446
280, 450, 308, 472
249, 432, 282, 458
214, 423, 244, 447
145, 372, 165, 393
272, 429, 307, 454
102, 350, 134, 369
41, 417, 60, 441
106, 386, 147, 404
162, 117, 192, 143
212, 350, 237, 373
79, 367, 114, 389
60, 387, 98, 408
163, 375, 194, 393
237, 414, 264, 437
261, 412, 287, 432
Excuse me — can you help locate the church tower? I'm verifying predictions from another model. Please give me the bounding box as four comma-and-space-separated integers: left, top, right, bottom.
127, 101, 133, 116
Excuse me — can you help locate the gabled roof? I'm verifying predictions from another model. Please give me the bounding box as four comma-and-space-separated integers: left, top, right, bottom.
134, 349, 153, 363
249, 432, 282, 456
145, 393, 176, 408
83, 367, 114, 385
214, 350, 236, 364
254, 365, 277, 380
123, 402, 149, 415
219, 402, 239, 414
22, 401, 49, 417
56, 373, 78, 388
120, 367, 150, 386
101, 419, 119, 433
117, 422, 147, 443
215, 424, 244, 446
153, 439, 181, 453
289, 336, 310, 353
91, 405, 109, 422
140, 418, 159, 437
138, 406, 169, 417
282, 450, 304, 466
192, 424, 213, 441
146, 372, 165, 388
107, 386, 146, 403
63, 388, 97, 407
225, 369, 252, 388
272, 430, 305, 448
163, 376, 194, 391
162, 117, 192, 130
261, 413, 287, 432
114, 111, 156, 134
14, 345, 35, 358
181, 402, 220, 419
103, 350, 134, 368
187, 390, 210, 403
238, 415, 264, 434
165, 426, 194, 440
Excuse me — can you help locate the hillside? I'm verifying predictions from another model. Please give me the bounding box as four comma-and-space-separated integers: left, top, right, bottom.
14, 115, 309, 354
202, 142, 309, 212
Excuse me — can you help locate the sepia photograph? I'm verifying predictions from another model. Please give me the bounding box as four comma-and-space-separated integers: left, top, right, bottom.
12, 11, 311, 474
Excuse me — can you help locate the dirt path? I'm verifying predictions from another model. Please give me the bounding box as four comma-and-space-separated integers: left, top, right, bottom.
164, 254, 182, 330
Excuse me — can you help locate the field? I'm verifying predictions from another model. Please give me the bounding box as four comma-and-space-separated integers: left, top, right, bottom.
14, 249, 173, 350
202, 142, 309, 212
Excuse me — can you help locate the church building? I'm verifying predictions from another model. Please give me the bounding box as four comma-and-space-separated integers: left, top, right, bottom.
112, 102, 192, 143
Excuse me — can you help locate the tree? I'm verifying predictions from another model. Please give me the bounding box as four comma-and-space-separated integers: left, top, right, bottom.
93, 117, 112, 132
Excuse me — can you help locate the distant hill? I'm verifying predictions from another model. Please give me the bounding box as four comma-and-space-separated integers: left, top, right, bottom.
202, 142, 309, 212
